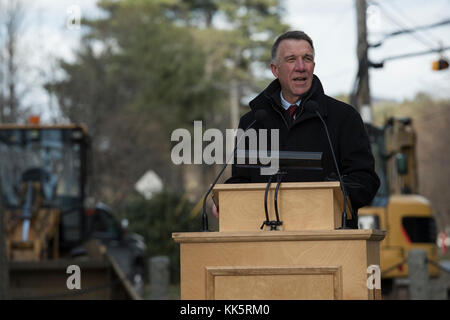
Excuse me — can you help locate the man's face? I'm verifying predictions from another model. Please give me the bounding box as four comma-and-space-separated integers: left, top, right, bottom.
270, 39, 315, 104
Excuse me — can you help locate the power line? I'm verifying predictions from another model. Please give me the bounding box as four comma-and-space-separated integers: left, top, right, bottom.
369, 0, 442, 51
375, 2, 438, 50
370, 18, 450, 48
353, 0, 450, 109
385, 19, 450, 39
381, 46, 450, 63
382, 0, 445, 45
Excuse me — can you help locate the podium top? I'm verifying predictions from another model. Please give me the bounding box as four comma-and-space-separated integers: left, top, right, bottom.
172, 229, 386, 243
212, 181, 352, 231
213, 181, 341, 192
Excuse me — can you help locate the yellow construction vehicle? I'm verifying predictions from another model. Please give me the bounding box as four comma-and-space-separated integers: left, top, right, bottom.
359, 117, 439, 293
1, 121, 146, 299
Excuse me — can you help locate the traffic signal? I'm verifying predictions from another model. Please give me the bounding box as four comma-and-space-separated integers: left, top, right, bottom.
432, 58, 449, 71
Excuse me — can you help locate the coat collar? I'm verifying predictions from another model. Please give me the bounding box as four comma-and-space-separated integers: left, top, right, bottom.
249, 74, 328, 120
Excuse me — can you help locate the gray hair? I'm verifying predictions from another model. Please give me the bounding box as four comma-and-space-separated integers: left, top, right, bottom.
271, 30, 315, 64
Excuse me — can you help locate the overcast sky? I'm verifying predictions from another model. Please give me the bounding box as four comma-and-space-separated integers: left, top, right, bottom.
15, 0, 450, 120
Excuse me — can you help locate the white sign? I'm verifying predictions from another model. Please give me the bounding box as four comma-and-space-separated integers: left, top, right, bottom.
135, 170, 163, 200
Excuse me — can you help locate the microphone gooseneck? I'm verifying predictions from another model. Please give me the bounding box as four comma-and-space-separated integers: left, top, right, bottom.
201, 109, 267, 231
306, 100, 353, 229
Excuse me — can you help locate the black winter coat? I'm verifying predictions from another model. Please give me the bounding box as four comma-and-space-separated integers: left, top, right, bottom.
226, 75, 380, 213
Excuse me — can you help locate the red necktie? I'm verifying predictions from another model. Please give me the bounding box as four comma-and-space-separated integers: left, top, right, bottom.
288, 104, 298, 119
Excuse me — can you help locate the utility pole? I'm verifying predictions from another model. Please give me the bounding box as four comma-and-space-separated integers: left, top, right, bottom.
355, 0, 372, 123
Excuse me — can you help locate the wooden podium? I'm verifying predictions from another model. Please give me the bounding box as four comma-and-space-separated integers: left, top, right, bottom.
172, 182, 385, 300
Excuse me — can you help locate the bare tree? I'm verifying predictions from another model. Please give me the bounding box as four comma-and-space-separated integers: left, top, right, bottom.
0, 0, 24, 123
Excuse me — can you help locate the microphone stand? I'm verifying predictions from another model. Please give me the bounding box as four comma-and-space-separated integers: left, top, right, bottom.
261, 174, 274, 230
201, 161, 229, 231
273, 172, 285, 228
260, 170, 284, 231
314, 110, 353, 229
201, 116, 262, 231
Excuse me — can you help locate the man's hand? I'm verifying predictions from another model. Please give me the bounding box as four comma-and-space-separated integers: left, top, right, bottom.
212, 203, 219, 218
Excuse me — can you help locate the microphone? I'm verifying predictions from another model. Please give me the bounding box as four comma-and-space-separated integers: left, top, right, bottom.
201, 109, 267, 231
306, 100, 354, 229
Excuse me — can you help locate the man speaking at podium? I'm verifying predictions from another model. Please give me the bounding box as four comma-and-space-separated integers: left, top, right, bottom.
216, 31, 379, 226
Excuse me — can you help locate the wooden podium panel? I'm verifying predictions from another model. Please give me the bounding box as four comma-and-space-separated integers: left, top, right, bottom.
213, 182, 348, 231
173, 230, 385, 300
206, 266, 342, 300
